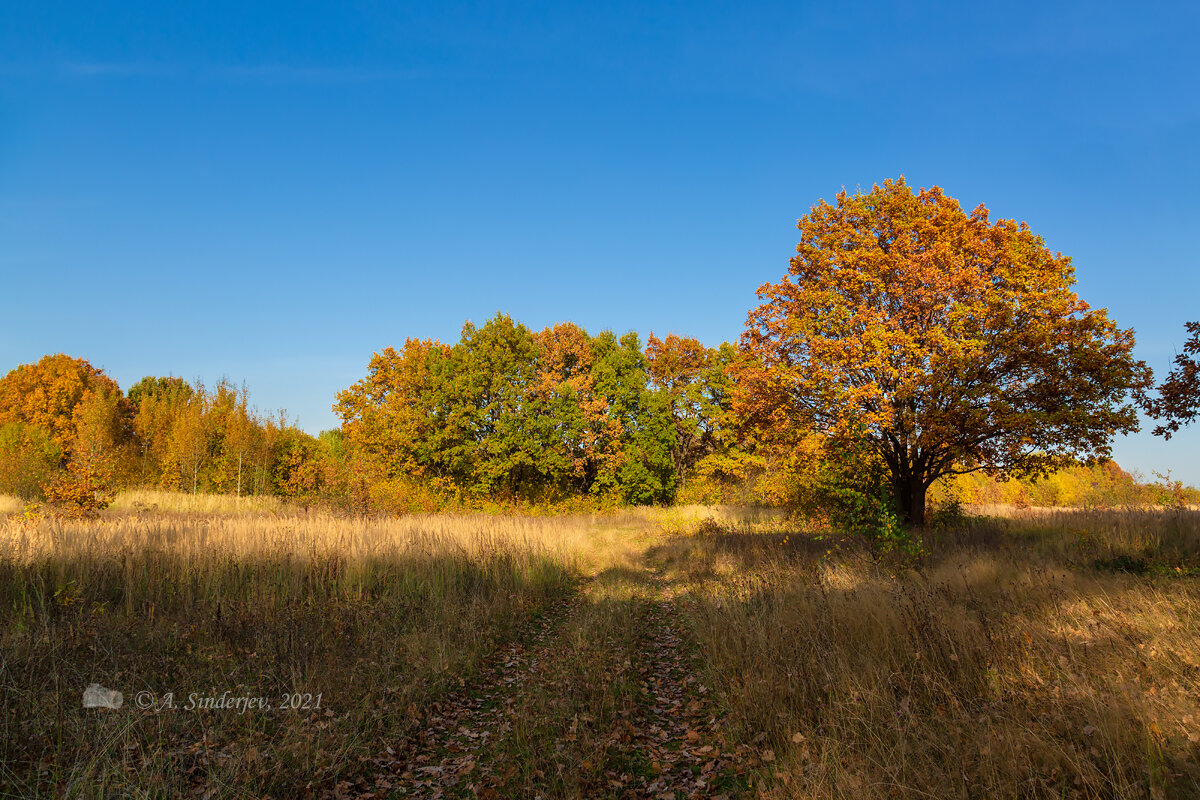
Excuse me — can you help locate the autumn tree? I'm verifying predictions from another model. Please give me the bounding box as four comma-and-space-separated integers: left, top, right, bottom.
71, 385, 134, 472
128, 376, 194, 485
219, 382, 256, 496
1144, 321, 1200, 439
531, 322, 618, 493
168, 383, 212, 494
645, 333, 737, 490
0, 354, 122, 456
335, 337, 449, 485
335, 316, 679, 507
740, 178, 1152, 527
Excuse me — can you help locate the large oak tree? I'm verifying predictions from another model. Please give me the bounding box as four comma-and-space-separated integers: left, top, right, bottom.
740, 178, 1152, 526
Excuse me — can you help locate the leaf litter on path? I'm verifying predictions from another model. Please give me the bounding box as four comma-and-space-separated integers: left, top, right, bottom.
342, 560, 761, 799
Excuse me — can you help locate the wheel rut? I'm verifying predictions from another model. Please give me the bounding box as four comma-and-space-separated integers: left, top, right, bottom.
348, 551, 760, 799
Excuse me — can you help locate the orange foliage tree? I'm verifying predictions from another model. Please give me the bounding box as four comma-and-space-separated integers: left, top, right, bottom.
740, 178, 1152, 526
0, 354, 123, 455
532, 322, 620, 492
0, 354, 134, 510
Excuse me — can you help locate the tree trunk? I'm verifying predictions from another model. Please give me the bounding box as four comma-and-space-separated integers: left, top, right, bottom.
893, 476, 927, 528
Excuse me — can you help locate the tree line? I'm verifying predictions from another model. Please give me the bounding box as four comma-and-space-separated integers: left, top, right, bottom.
0, 355, 341, 510
0, 322, 750, 513
3, 178, 1197, 524
332, 317, 741, 509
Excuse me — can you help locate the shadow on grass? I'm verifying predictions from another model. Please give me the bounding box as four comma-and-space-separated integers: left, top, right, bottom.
646, 514, 1200, 799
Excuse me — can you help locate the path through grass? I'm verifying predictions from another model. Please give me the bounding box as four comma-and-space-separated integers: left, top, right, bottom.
355, 535, 759, 799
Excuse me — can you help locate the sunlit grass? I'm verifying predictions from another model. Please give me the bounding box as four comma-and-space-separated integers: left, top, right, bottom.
107, 487, 290, 515
5, 492, 1197, 798
655, 507, 1200, 799
0, 501, 658, 797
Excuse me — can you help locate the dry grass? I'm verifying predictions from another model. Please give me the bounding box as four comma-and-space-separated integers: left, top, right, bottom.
5, 492, 1199, 798
0, 493, 23, 515
107, 488, 291, 515
653, 508, 1200, 799
0, 501, 657, 797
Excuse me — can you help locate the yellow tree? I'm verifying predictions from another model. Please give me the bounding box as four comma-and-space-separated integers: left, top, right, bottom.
741, 178, 1152, 526
40, 386, 128, 514
168, 382, 212, 494
128, 376, 194, 486
334, 338, 448, 482
69, 384, 134, 480
0, 354, 121, 455
0, 423, 60, 499
220, 383, 256, 496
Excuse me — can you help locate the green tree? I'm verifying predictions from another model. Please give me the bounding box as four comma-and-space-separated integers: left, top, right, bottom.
443, 313, 544, 496
645, 334, 738, 490
590, 331, 676, 504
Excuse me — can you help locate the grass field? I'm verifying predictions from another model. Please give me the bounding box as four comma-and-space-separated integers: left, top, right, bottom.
1, 494, 1198, 798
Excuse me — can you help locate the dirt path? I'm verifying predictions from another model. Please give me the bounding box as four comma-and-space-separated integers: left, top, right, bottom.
608, 570, 759, 799
348, 548, 761, 799
353, 591, 582, 798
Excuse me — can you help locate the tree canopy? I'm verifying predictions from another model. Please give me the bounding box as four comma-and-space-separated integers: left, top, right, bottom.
0, 353, 124, 454
333, 314, 736, 507
739, 178, 1153, 526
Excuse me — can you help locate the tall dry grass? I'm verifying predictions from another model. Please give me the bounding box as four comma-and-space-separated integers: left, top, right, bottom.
656, 508, 1200, 799
0, 505, 623, 797
0, 493, 23, 515
107, 488, 290, 515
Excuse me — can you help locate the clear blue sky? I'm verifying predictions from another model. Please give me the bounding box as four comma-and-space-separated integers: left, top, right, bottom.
2, 1, 1198, 484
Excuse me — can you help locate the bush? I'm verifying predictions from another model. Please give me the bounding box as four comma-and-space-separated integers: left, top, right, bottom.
799, 435, 920, 557
41, 457, 114, 519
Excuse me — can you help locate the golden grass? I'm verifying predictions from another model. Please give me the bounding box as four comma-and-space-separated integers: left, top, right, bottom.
107, 487, 291, 514
0, 493, 23, 515
654, 509, 1200, 799
970, 502, 1200, 516
0, 502, 643, 797
5, 493, 1198, 798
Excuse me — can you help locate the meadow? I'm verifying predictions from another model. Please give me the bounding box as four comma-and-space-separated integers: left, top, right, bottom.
1, 493, 1198, 798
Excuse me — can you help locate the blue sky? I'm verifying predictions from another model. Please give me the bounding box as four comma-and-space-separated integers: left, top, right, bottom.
2, 1, 1198, 483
